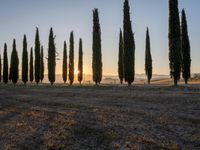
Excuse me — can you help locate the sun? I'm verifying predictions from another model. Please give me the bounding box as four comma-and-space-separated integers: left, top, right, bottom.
74, 69, 79, 75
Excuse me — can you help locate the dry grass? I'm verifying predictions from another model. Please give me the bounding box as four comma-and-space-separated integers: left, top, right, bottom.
0, 84, 200, 149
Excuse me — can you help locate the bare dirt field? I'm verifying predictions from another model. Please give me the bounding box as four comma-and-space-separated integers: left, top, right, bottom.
0, 83, 200, 150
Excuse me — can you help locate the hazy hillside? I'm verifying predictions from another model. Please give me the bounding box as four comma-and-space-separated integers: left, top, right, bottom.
29, 74, 169, 84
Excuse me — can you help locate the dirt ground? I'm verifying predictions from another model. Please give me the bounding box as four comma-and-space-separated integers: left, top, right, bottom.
0, 83, 200, 150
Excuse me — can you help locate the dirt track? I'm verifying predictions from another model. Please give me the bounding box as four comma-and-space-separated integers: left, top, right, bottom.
0, 84, 200, 150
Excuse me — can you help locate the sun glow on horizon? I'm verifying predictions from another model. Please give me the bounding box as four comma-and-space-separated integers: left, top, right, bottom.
74, 69, 79, 76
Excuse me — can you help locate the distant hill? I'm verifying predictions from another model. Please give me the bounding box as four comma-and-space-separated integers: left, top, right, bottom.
191, 73, 200, 81
21, 73, 169, 84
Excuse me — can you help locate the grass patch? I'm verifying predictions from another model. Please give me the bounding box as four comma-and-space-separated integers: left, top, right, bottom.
43, 113, 75, 150
64, 104, 82, 109
72, 124, 118, 149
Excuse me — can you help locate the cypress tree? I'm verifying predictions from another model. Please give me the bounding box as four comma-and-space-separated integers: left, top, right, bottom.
118, 29, 124, 84
69, 31, 74, 85
123, 0, 135, 86
62, 41, 67, 83
40, 46, 44, 83
22, 35, 28, 84
35, 27, 40, 84
168, 0, 181, 86
48, 28, 56, 85
3, 43, 8, 84
181, 9, 191, 84
30, 47, 34, 83
78, 38, 83, 84
92, 8, 102, 85
145, 28, 152, 84
0, 54, 1, 83
10, 39, 19, 84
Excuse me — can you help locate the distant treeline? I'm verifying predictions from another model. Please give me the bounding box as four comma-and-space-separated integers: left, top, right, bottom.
0, 0, 191, 86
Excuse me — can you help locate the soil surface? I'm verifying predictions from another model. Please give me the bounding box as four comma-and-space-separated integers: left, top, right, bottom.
0, 84, 200, 150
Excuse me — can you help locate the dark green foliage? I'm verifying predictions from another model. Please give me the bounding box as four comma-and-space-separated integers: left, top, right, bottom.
118, 29, 124, 84
145, 28, 152, 84
62, 41, 67, 83
48, 28, 56, 85
168, 0, 182, 86
22, 35, 28, 84
40, 46, 44, 83
181, 9, 191, 84
123, 0, 135, 85
78, 38, 83, 84
92, 8, 102, 85
10, 39, 19, 84
69, 31, 74, 85
34, 27, 41, 84
3, 43, 8, 84
30, 47, 34, 83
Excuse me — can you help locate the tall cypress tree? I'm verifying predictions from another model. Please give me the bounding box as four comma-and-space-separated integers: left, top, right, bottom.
35, 27, 40, 84
30, 47, 34, 83
40, 46, 44, 83
48, 28, 56, 85
123, 0, 135, 86
3, 43, 8, 84
145, 28, 152, 84
168, 0, 181, 86
22, 35, 28, 84
78, 38, 83, 84
118, 29, 124, 84
92, 8, 102, 85
181, 9, 191, 84
69, 31, 74, 85
62, 41, 67, 83
10, 39, 19, 84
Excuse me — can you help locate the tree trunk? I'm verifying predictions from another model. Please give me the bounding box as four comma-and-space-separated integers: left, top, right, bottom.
174, 79, 178, 86
148, 79, 150, 85
120, 80, 123, 84
185, 79, 188, 84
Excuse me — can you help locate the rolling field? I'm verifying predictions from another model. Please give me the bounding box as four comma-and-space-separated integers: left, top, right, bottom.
0, 84, 200, 150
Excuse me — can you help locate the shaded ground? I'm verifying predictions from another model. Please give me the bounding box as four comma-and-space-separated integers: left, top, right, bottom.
0, 84, 200, 150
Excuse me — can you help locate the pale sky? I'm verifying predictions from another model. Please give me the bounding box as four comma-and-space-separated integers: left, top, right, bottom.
0, 0, 199, 75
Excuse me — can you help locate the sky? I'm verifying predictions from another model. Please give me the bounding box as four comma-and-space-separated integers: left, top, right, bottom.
0, 0, 199, 76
